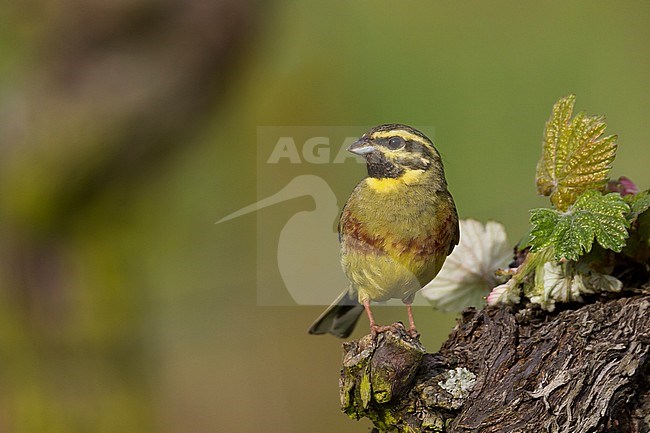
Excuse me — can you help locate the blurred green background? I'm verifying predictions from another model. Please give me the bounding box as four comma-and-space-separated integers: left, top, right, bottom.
0, 1, 648, 432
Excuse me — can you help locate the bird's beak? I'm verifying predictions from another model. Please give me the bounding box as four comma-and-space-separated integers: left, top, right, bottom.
347, 137, 375, 156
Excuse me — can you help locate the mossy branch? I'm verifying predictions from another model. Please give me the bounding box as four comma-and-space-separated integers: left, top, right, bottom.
340, 288, 650, 432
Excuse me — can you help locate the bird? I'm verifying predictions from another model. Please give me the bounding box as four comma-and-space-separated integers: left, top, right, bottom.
308, 124, 460, 338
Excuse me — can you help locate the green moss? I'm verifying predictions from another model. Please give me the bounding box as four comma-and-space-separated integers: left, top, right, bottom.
372, 371, 394, 404
360, 368, 372, 409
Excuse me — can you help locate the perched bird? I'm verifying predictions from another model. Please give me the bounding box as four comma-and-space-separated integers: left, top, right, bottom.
309, 124, 460, 338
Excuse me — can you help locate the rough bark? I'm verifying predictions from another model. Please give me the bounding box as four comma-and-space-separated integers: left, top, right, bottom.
340, 293, 650, 432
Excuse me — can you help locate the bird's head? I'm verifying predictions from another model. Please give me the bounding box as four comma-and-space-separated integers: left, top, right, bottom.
348, 124, 445, 181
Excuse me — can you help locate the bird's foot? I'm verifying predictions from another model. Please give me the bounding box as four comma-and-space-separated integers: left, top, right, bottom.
370, 324, 393, 337
407, 326, 420, 339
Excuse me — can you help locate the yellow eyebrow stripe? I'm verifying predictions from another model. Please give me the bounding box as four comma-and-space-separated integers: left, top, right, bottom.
370, 130, 430, 144
370, 130, 438, 155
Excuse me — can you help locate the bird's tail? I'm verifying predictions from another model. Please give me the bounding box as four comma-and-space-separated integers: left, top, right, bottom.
308, 290, 364, 338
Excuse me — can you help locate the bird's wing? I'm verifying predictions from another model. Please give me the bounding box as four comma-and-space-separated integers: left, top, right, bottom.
448, 212, 460, 256
337, 189, 358, 244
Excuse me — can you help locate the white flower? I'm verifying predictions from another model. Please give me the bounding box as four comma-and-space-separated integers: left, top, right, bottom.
422, 219, 512, 312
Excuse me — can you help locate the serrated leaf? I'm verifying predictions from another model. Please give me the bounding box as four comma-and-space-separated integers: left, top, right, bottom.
529, 209, 560, 250
536, 95, 618, 211
624, 190, 650, 223
529, 191, 630, 260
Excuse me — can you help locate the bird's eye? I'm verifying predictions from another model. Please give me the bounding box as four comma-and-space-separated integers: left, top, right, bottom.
387, 136, 404, 150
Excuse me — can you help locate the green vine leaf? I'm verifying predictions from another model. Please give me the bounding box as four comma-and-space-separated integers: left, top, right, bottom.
536, 95, 618, 211
529, 191, 630, 260
624, 190, 650, 223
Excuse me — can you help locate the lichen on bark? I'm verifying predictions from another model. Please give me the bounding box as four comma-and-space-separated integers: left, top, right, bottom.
340, 292, 650, 433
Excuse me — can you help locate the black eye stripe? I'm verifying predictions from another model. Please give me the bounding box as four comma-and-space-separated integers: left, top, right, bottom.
405, 141, 433, 157
405, 140, 415, 152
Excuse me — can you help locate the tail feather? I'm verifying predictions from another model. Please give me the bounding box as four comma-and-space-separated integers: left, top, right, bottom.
308, 290, 364, 338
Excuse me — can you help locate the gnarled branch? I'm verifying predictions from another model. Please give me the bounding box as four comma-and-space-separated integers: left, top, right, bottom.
340, 294, 650, 433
